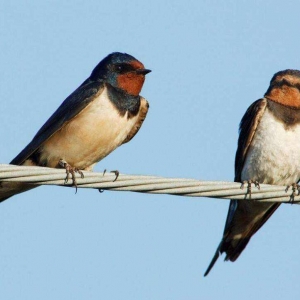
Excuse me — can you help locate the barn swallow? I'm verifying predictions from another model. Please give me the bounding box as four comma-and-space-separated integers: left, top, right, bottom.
0, 52, 151, 202
204, 69, 300, 276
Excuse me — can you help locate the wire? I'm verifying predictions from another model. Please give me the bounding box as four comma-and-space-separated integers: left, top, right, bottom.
0, 164, 298, 203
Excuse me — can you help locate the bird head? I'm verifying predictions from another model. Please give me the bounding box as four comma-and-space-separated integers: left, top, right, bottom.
90, 52, 151, 96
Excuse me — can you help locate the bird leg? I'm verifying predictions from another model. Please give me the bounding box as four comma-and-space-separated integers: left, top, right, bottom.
285, 183, 300, 203
59, 159, 84, 192
240, 180, 260, 199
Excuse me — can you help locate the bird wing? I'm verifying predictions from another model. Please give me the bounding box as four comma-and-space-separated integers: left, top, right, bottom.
234, 98, 268, 182
122, 97, 149, 144
11, 81, 105, 165
204, 98, 271, 276
223, 98, 270, 233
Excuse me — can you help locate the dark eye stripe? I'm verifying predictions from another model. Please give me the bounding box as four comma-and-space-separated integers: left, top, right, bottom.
114, 63, 135, 73
271, 79, 300, 91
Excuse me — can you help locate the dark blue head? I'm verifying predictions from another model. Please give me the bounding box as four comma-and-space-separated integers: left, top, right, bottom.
90, 52, 151, 96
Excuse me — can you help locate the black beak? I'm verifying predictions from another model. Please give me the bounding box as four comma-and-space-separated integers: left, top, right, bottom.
136, 68, 152, 75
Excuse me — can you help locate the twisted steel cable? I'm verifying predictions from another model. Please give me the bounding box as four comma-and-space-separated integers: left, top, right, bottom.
0, 164, 298, 203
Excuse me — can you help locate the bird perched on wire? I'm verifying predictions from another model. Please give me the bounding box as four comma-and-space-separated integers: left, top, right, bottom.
204, 69, 300, 276
0, 52, 151, 202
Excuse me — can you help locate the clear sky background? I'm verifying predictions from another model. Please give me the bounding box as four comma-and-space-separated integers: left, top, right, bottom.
1, 1, 300, 299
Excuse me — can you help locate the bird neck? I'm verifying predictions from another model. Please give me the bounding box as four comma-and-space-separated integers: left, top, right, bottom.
106, 84, 141, 118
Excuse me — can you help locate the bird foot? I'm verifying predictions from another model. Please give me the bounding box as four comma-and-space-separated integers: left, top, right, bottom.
240, 180, 260, 199
59, 159, 84, 192
102, 169, 119, 182
99, 169, 120, 193
110, 170, 119, 182
285, 183, 300, 203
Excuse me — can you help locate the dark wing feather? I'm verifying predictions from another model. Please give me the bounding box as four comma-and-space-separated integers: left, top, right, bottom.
221, 98, 268, 233
234, 98, 267, 182
204, 98, 268, 276
11, 80, 105, 165
222, 98, 280, 259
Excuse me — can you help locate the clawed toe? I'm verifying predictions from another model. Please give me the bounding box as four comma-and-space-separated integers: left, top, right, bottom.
59, 159, 84, 192
285, 183, 300, 203
102, 169, 119, 181
98, 169, 119, 193
76, 169, 84, 179
110, 170, 119, 182
240, 180, 260, 199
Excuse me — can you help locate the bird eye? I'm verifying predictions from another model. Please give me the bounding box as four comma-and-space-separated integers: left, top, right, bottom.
114, 64, 134, 73
116, 65, 123, 71
114, 64, 125, 72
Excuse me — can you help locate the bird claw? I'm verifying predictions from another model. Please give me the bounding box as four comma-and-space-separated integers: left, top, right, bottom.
285, 183, 300, 203
59, 159, 84, 193
240, 180, 260, 199
102, 169, 119, 181
110, 170, 119, 182
98, 169, 119, 193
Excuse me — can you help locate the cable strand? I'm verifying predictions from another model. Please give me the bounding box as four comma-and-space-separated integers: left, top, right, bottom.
0, 164, 297, 203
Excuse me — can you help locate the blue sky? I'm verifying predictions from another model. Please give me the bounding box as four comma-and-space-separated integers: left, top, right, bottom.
1, 1, 300, 299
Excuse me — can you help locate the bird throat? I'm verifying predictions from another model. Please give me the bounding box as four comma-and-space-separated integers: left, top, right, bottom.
266, 86, 300, 109
117, 73, 145, 96
106, 84, 140, 118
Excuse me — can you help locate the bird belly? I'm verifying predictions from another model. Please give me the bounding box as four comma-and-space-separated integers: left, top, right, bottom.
241, 108, 300, 185
39, 89, 139, 169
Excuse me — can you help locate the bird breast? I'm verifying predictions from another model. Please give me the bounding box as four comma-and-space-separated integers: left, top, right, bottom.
39, 87, 139, 169
241, 108, 300, 185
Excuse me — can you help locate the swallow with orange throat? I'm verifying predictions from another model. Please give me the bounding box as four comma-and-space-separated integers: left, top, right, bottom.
1, 52, 151, 202
205, 69, 300, 276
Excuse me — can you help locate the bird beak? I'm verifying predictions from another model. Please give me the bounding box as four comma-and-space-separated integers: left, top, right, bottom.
135, 69, 152, 75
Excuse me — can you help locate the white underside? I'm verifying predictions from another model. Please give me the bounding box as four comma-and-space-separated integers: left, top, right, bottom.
229, 107, 300, 240
241, 108, 300, 185
36, 87, 140, 170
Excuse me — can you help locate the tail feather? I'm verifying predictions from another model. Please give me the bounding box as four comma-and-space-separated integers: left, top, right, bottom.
0, 181, 36, 202
204, 201, 280, 276
204, 242, 222, 276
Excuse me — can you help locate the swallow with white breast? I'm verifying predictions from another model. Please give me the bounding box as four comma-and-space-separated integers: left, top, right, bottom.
0, 52, 151, 202
204, 69, 300, 276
